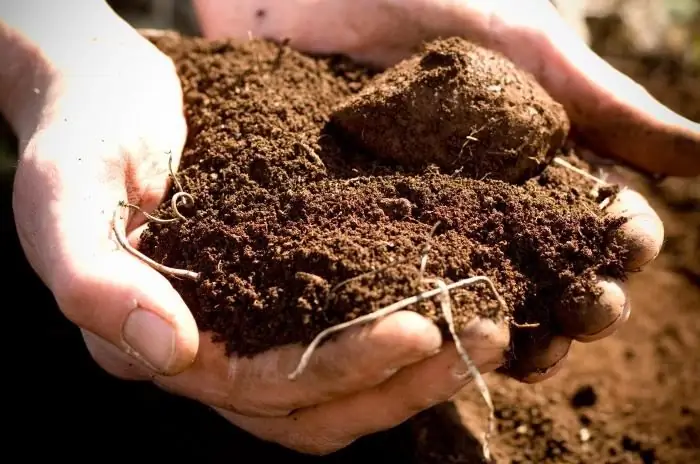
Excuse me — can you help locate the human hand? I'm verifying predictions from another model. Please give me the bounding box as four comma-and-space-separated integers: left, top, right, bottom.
6, 3, 509, 456
5, 0, 675, 456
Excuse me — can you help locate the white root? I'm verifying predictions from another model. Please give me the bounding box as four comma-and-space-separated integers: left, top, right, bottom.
119, 191, 194, 224
288, 275, 508, 381
111, 208, 200, 281
287, 274, 505, 460
552, 156, 616, 205
553, 157, 609, 187
112, 152, 200, 280
422, 277, 495, 462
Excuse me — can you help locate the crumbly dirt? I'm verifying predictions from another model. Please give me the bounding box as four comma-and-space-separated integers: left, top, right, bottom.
332, 37, 570, 183
138, 35, 626, 364
8, 14, 700, 464
418, 40, 700, 464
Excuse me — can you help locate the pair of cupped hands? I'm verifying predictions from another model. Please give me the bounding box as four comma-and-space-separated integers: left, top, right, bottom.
4, 0, 698, 455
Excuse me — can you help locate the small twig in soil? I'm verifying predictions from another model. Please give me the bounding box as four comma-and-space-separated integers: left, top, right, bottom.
457, 124, 486, 159
419, 221, 441, 277
271, 37, 291, 70
553, 156, 613, 202
553, 157, 609, 186
509, 319, 540, 328
111, 208, 201, 281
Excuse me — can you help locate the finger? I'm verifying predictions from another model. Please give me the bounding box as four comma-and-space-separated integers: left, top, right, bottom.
13, 115, 196, 376
502, 326, 572, 384
449, 0, 700, 176
155, 310, 443, 417
217, 318, 509, 455
604, 188, 664, 270
556, 277, 631, 343
138, 28, 181, 41
81, 329, 154, 381
510, 351, 569, 384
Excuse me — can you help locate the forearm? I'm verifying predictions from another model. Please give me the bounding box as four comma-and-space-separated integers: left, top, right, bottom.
0, 0, 135, 137
0, 8, 53, 138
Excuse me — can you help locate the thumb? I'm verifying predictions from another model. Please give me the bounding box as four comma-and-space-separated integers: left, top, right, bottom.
457, 0, 700, 176
13, 123, 198, 376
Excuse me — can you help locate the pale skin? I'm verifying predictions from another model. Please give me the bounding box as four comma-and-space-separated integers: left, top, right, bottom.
0, 0, 697, 456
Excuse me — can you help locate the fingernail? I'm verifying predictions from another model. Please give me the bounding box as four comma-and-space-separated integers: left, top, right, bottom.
619, 213, 664, 270
558, 278, 627, 339
122, 308, 176, 373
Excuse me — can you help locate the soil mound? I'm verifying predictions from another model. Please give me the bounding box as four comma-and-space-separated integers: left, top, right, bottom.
139, 35, 626, 363
332, 37, 570, 183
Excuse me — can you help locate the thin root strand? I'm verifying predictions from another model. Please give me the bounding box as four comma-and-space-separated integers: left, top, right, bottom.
423, 277, 494, 462
288, 274, 505, 460
509, 318, 540, 329
419, 221, 441, 277
553, 157, 612, 204
111, 208, 200, 281
288, 276, 499, 380
168, 153, 194, 204
119, 200, 179, 224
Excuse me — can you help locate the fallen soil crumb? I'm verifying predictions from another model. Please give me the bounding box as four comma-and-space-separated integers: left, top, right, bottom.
139, 35, 626, 363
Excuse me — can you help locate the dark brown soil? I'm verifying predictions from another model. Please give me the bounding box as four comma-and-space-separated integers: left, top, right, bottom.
139, 35, 626, 365
419, 32, 700, 464
332, 37, 570, 183
7, 11, 699, 464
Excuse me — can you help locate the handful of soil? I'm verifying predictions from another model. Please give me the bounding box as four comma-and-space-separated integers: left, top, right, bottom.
137, 35, 627, 364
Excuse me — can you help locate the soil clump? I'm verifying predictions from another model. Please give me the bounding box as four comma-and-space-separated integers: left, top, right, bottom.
332, 37, 570, 183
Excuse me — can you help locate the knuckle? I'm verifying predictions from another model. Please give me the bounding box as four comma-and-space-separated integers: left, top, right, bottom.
290, 433, 351, 456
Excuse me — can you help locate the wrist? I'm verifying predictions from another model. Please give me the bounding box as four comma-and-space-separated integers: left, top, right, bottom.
0, 15, 54, 140
0, 0, 138, 139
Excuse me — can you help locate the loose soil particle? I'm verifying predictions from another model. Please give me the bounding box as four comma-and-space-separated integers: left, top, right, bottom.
139, 35, 626, 364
